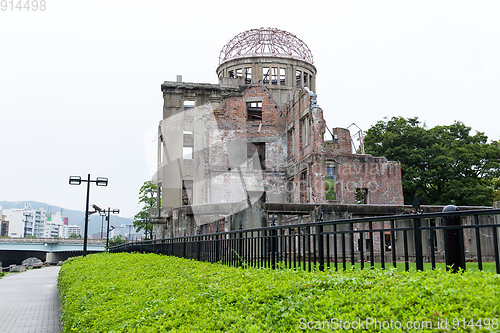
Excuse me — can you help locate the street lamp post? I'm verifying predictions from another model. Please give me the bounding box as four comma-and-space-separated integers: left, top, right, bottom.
100, 215, 105, 239
101, 207, 120, 249
69, 174, 108, 256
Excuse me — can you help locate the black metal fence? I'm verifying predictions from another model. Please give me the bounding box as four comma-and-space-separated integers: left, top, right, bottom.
109, 208, 500, 273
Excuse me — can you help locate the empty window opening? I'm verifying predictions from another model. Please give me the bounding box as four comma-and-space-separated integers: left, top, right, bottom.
182, 180, 193, 206
183, 130, 193, 148
247, 101, 262, 121
235, 68, 242, 78
183, 130, 194, 159
183, 100, 195, 107
355, 188, 368, 204
280, 68, 286, 85
325, 166, 336, 201
296, 70, 302, 88
326, 165, 336, 180
263, 67, 270, 84
247, 142, 266, 170
303, 72, 308, 87
244, 67, 252, 84
183, 147, 193, 160
287, 128, 295, 157
286, 177, 294, 203
384, 233, 392, 252
365, 238, 372, 251
301, 115, 310, 148
271, 67, 278, 85
229, 70, 235, 78
300, 171, 308, 203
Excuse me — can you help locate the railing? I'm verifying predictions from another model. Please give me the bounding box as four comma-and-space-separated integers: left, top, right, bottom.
0, 237, 106, 244
109, 208, 500, 273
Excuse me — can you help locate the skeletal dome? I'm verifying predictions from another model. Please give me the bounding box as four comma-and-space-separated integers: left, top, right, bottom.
217, 28, 317, 103
218, 27, 314, 65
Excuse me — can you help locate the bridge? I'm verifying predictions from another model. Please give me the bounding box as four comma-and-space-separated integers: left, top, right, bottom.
0, 238, 106, 267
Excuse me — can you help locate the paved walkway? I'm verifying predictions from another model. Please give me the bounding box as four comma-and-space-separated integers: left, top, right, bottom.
0, 266, 61, 332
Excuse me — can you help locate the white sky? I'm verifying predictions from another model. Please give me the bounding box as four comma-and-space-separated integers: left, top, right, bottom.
1, 0, 499, 218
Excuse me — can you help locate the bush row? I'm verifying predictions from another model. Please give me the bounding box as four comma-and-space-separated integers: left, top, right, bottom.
58, 253, 500, 332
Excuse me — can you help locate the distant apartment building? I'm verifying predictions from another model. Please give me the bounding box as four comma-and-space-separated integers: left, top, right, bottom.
63, 224, 81, 238
2, 208, 25, 237
44, 219, 61, 238
1, 208, 9, 237
0, 205, 79, 238
33, 207, 47, 237
1, 203, 49, 238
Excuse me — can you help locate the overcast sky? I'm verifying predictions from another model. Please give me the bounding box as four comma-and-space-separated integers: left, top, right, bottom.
1, 0, 499, 218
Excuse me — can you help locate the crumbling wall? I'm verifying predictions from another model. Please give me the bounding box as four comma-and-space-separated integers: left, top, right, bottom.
323, 127, 404, 206
285, 88, 325, 204
334, 155, 404, 205
206, 84, 288, 204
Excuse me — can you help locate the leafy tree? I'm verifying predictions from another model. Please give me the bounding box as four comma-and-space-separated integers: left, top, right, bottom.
325, 178, 336, 200
133, 181, 160, 239
493, 178, 500, 203
108, 235, 125, 247
364, 116, 500, 206
69, 233, 80, 239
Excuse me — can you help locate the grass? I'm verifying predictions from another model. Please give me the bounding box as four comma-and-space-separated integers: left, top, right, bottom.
58, 253, 500, 332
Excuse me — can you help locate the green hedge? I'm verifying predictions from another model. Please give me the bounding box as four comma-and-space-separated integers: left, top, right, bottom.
58, 253, 500, 332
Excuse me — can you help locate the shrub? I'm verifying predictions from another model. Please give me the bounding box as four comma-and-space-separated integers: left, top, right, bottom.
58, 253, 500, 332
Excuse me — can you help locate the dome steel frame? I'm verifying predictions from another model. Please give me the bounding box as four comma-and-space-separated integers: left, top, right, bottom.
219, 27, 314, 66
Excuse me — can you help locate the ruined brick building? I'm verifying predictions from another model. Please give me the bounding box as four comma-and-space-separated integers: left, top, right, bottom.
152, 28, 404, 238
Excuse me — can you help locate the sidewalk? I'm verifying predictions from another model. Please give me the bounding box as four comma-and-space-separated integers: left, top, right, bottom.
0, 266, 61, 332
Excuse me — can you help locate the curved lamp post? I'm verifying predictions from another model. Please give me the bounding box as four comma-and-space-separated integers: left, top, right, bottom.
69, 174, 108, 256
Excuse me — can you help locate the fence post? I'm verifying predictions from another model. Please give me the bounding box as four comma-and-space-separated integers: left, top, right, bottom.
443, 205, 464, 273
349, 223, 355, 266
238, 220, 243, 267
317, 207, 325, 271
183, 230, 186, 259
196, 228, 201, 262
215, 224, 220, 263
270, 215, 276, 269
413, 217, 424, 271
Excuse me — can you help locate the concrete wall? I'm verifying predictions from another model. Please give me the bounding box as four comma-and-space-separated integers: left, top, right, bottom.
285, 88, 325, 204
216, 56, 317, 104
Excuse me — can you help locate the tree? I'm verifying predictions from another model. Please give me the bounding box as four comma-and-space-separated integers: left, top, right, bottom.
364, 116, 500, 206
108, 235, 125, 247
325, 177, 336, 200
69, 233, 80, 239
133, 181, 160, 239
493, 178, 500, 203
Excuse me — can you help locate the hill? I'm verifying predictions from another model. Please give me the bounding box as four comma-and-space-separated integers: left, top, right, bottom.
0, 201, 134, 236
